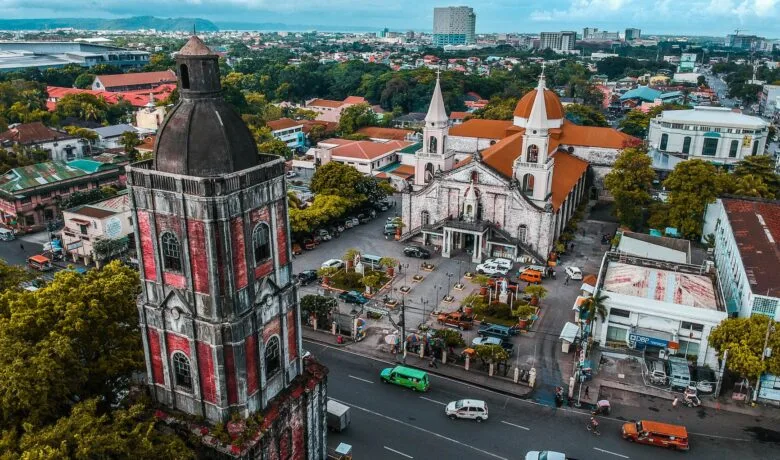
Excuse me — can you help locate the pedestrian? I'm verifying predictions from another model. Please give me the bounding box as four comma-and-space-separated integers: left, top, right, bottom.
564, 275, 570, 286
672, 397, 679, 408
429, 355, 438, 368
570, 243, 575, 252
19, 243, 24, 251
585, 386, 590, 398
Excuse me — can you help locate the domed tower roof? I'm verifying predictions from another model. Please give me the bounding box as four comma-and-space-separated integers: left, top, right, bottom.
153, 36, 259, 177
512, 67, 565, 130
513, 89, 564, 120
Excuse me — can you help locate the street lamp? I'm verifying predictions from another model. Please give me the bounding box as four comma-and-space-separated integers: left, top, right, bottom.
420, 297, 430, 327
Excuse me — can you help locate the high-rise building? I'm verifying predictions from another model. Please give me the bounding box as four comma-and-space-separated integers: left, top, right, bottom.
539, 31, 577, 52
625, 28, 641, 41
725, 34, 763, 50
127, 36, 327, 458
433, 6, 476, 47
583, 27, 598, 40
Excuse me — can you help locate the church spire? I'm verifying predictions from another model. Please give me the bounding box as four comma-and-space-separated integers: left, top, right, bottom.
425, 68, 448, 125
527, 64, 549, 130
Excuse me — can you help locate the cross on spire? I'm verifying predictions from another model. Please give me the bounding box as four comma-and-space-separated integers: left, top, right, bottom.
540, 62, 545, 77
436, 66, 441, 80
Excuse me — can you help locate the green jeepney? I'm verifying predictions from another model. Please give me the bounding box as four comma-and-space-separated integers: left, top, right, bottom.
380, 366, 430, 392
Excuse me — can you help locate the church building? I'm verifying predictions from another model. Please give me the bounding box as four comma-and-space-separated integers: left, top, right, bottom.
401, 69, 636, 263
127, 37, 327, 459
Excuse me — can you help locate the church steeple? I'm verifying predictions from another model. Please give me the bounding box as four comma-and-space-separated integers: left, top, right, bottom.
414, 68, 454, 186
425, 69, 448, 128
527, 64, 549, 131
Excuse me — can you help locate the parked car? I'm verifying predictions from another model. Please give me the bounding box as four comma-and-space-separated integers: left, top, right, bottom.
471, 336, 502, 347
349, 217, 360, 226
383, 224, 398, 236
335, 224, 345, 233
565, 266, 583, 280
445, 399, 488, 422
285, 171, 298, 179
303, 239, 316, 250
358, 214, 372, 224
339, 290, 368, 305
478, 323, 518, 339
375, 201, 390, 211
343, 219, 354, 229
292, 243, 303, 255
437, 311, 473, 330
321, 259, 344, 270
485, 258, 513, 271
694, 368, 716, 393
317, 229, 332, 241
525, 452, 566, 460
297, 270, 319, 286
476, 262, 508, 276
403, 246, 431, 259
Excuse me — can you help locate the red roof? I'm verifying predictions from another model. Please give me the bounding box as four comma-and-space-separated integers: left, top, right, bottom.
549, 152, 589, 211
449, 119, 513, 139
300, 120, 338, 134
514, 88, 565, 119
558, 120, 638, 149
722, 198, 780, 297
449, 111, 469, 120
307, 98, 343, 108
356, 126, 413, 141
481, 132, 524, 178
343, 96, 367, 105
47, 84, 174, 109
95, 70, 177, 90
267, 118, 303, 131
0, 122, 73, 145
325, 139, 412, 161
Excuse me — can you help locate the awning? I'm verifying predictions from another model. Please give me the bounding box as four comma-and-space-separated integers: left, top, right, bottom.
573, 296, 588, 310
560, 322, 580, 344
71, 218, 91, 225
580, 283, 595, 294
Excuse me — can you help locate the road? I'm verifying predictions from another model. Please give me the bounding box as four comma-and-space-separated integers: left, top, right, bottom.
311, 340, 780, 460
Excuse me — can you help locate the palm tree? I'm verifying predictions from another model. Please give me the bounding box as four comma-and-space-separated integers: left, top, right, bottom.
581, 291, 609, 324
523, 285, 548, 306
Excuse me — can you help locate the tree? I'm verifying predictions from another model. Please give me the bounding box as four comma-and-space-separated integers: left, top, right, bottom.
307, 124, 327, 145
523, 285, 548, 306
604, 146, 656, 229
119, 131, 142, 161
310, 162, 365, 201
618, 110, 650, 137
64, 125, 98, 156
470, 97, 517, 120
709, 316, 780, 380
299, 294, 336, 326
258, 137, 291, 159
337, 103, 377, 135
733, 155, 780, 198
73, 73, 96, 89
54, 93, 109, 123
474, 344, 509, 364
0, 260, 33, 291
288, 194, 351, 234
729, 174, 774, 199
663, 159, 722, 239
564, 103, 608, 127
581, 291, 609, 323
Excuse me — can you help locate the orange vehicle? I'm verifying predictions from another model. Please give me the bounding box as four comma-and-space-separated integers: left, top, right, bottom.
27, 254, 53, 272
292, 243, 303, 255
437, 311, 473, 330
519, 269, 542, 284
622, 420, 689, 451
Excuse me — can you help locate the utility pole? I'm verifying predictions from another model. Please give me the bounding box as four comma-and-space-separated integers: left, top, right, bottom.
400, 287, 406, 362
753, 320, 775, 403
715, 348, 728, 398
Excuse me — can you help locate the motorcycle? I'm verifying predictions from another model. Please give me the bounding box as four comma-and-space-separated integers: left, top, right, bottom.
586, 417, 601, 436
592, 399, 611, 416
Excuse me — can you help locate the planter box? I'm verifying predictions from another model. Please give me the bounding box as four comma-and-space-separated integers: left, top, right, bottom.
421, 264, 435, 272
412, 275, 424, 282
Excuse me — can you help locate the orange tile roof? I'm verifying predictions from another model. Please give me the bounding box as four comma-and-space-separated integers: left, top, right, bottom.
558, 120, 638, 149
301, 119, 338, 134
550, 152, 588, 211
481, 132, 524, 177
95, 70, 177, 90
513, 88, 565, 119
356, 126, 413, 141
449, 111, 469, 120
307, 98, 343, 108
329, 140, 412, 161
343, 96, 367, 105
449, 119, 513, 139
137, 135, 156, 152
267, 118, 303, 131
390, 164, 415, 179
454, 156, 473, 168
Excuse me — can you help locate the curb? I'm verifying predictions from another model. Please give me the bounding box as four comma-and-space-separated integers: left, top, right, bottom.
302, 331, 534, 400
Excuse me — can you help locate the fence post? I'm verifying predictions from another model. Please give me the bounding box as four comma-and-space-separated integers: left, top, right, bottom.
514, 367, 519, 383
529, 368, 537, 387
441, 351, 447, 364
465, 355, 470, 371
489, 363, 494, 377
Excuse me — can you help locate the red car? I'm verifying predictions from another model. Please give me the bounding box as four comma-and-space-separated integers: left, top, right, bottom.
303, 239, 316, 250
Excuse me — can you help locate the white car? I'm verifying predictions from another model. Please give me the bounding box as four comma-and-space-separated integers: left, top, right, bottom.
476, 262, 508, 276
445, 399, 488, 422
565, 266, 583, 280
525, 452, 566, 460
471, 336, 502, 347
485, 258, 513, 271
285, 171, 298, 179
321, 259, 344, 270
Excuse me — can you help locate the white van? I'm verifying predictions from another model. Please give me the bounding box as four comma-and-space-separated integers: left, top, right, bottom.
360, 254, 382, 270
0, 228, 15, 241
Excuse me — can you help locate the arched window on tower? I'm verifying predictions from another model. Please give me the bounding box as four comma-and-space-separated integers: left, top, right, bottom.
470, 170, 479, 183
172, 352, 192, 391
161, 232, 182, 272
421, 210, 430, 227
429, 136, 438, 154
179, 64, 190, 89
522, 174, 535, 194
527, 144, 539, 163
265, 336, 281, 377
518, 224, 528, 243
424, 163, 434, 183
252, 223, 271, 264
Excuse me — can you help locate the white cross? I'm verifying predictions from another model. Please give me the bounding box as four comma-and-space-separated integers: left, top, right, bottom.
436, 67, 441, 79
541, 62, 546, 77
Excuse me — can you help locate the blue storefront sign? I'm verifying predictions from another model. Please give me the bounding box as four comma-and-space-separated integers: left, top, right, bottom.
629, 333, 668, 348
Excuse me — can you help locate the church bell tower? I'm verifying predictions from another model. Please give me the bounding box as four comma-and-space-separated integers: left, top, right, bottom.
415, 70, 455, 186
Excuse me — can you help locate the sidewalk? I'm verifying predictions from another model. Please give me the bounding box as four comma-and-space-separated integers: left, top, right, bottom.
302, 326, 534, 399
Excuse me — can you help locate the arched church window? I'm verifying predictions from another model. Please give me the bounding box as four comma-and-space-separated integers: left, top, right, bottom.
527, 145, 539, 163
179, 64, 190, 89
265, 336, 281, 377
466, 204, 473, 216
470, 171, 479, 183
518, 224, 528, 243
522, 174, 535, 194
161, 232, 182, 272
429, 136, 438, 154
252, 223, 271, 264
424, 163, 434, 183
172, 352, 192, 390
421, 210, 430, 226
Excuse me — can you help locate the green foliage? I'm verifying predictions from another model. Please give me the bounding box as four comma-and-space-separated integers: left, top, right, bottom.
338, 103, 377, 135
433, 329, 465, 347
299, 295, 336, 326
663, 159, 722, 239
515, 305, 536, 319
523, 285, 548, 304
474, 344, 509, 363
581, 291, 609, 323
310, 162, 365, 200
563, 103, 608, 127
0, 80, 49, 124
119, 131, 142, 160
596, 56, 674, 80
0, 260, 33, 291
709, 316, 780, 380
618, 110, 650, 138
59, 187, 116, 210
472, 275, 491, 287
288, 194, 351, 234
258, 137, 291, 159
73, 73, 96, 89
469, 97, 517, 120
604, 146, 656, 229
144, 53, 176, 72
732, 155, 779, 199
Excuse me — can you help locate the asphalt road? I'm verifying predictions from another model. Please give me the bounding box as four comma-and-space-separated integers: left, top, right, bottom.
311, 340, 780, 460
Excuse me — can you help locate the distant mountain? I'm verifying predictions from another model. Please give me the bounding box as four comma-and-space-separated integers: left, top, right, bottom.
217, 21, 378, 33
0, 16, 218, 32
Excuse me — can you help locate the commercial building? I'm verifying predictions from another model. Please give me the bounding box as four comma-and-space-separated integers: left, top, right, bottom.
304, 95, 372, 123
625, 28, 641, 41
759, 84, 780, 119
266, 118, 306, 151
647, 106, 770, 167
310, 138, 412, 175
539, 31, 577, 52
0, 122, 82, 162
678, 53, 697, 72
0, 41, 149, 73
592, 252, 728, 368
61, 191, 132, 266
433, 6, 477, 47
725, 34, 764, 50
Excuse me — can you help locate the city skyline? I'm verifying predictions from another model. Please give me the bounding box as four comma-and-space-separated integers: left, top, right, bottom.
0, 0, 778, 37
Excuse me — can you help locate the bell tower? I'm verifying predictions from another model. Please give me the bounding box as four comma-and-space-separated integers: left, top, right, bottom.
514, 66, 556, 204
415, 69, 455, 186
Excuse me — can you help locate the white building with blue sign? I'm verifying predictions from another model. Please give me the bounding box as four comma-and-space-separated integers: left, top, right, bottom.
592, 252, 728, 368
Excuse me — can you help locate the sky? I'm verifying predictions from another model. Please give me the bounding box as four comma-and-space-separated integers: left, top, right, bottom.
0, 0, 778, 37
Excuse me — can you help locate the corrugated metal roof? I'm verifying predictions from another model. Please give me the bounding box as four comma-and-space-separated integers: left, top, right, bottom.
0, 160, 117, 194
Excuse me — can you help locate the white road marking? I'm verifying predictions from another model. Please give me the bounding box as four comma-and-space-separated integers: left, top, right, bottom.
384, 446, 413, 459
419, 396, 446, 405
348, 375, 374, 384
331, 397, 509, 460
593, 447, 629, 458
500, 420, 530, 431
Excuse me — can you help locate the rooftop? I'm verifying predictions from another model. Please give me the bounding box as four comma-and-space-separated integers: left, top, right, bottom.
355, 126, 413, 141
0, 160, 117, 194
320, 139, 412, 161
654, 106, 769, 128
722, 197, 780, 298
95, 70, 177, 89
90, 124, 137, 139
267, 118, 303, 131
449, 119, 513, 139
619, 231, 691, 264
602, 260, 720, 311
68, 191, 129, 218
0, 121, 73, 145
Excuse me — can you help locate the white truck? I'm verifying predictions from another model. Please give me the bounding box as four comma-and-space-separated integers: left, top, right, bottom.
326, 400, 351, 433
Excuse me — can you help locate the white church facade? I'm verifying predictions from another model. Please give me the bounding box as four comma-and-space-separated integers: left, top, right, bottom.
400, 71, 636, 263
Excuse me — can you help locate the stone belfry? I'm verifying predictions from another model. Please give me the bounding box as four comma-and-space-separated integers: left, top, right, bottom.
127, 36, 327, 459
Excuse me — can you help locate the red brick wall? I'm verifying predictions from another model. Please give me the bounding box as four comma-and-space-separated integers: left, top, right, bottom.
224, 345, 238, 404
136, 211, 156, 281
286, 309, 297, 362
197, 341, 217, 404
166, 332, 190, 357
231, 217, 248, 289
263, 317, 281, 343
245, 334, 259, 396
293, 418, 305, 459
276, 201, 288, 267
147, 328, 164, 385
162, 272, 186, 289
155, 214, 181, 235
215, 224, 227, 293
249, 206, 270, 225
188, 220, 209, 294
254, 259, 273, 280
